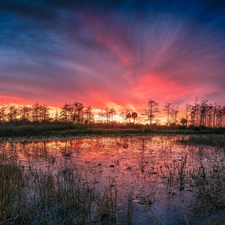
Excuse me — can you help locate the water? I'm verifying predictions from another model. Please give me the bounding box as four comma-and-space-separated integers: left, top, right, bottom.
1, 135, 225, 224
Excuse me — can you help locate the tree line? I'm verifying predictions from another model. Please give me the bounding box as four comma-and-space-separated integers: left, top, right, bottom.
0, 98, 225, 128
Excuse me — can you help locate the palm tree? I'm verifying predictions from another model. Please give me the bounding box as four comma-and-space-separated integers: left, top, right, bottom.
131, 112, 138, 123
126, 113, 131, 123
181, 118, 187, 126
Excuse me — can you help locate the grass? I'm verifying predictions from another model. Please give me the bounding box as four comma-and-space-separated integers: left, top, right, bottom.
178, 134, 225, 147
0, 156, 120, 225
190, 160, 225, 222
0, 122, 218, 139
1, 135, 225, 224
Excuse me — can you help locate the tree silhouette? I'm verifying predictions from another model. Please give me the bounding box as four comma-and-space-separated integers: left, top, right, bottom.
132, 112, 138, 123
144, 99, 159, 126
126, 112, 131, 123
60, 103, 72, 123
170, 105, 179, 124
181, 118, 187, 126
163, 103, 172, 126
8, 105, 18, 122
84, 106, 94, 124
73, 102, 84, 123
2, 97, 225, 128
0, 105, 7, 123
20, 106, 31, 123
109, 108, 116, 122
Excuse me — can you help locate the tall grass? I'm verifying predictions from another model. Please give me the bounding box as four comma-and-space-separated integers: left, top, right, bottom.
190, 160, 225, 222
0, 157, 119, 225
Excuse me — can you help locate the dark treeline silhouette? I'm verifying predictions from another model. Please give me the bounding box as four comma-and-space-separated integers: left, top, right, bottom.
183, 98, 225, 128
1, 98, 225, 128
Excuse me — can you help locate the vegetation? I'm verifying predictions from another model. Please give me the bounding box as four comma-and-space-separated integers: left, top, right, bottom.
1, 136, 225, 224
143, 99, 159, 126
178, 134, 225, 147
1, 97, 225, 138
0, 156, 120, 225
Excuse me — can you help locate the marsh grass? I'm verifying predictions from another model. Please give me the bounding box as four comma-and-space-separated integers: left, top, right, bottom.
190, 160, 225, 222
0, 157, 119, 225
0, 123, 210, 139
179, 134, 225, 147
1, 135, 225, 224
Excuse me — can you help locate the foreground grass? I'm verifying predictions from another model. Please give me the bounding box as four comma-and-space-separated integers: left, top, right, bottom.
1, 135, 225, 224
0, 158, 118, 225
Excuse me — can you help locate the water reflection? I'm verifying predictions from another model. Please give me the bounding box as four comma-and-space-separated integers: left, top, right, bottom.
1, 135, 225, 224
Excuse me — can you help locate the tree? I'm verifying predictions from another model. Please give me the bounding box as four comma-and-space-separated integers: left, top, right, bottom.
40, 104, 49, 122
170, 105, 179, 124
189, 97, 200, 126
104, 108, 111, 124
126, 113, 131, 123
32, 102, 41, 122
0, 105, 7, 123
132, 112, 138, 123
144, 99, 159, 126
163, 103, 172, 126
84, 106, 94, 124
7, 105, 19, 122
73, 102, 84, 123
109, 108, 116, 122
20, 106, 31, 123
60, 103, 72, 123
181, 118, 188, 126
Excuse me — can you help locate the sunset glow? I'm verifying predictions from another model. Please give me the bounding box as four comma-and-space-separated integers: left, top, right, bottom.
1, 0, 225, 122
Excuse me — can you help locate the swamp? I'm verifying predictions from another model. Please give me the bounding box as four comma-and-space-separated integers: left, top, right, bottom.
0, 134, 225, 225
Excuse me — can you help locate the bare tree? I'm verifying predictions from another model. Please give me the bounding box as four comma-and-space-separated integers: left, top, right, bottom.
109, 108, 116, 122
0, 105, 7, 123
163, 103, 172, 126
144, 99, 159, 126
20, 106, 31, 123
170, 105, 179, 124
60, 103, 70, 123
73, 102, 84, 123
84, 106, 94, 124
8, 105, 18, 122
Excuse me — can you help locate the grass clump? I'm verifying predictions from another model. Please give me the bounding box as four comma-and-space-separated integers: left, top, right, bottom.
178, 134, 225, 147
0, 157, 118, 225
191, 160, 225, 221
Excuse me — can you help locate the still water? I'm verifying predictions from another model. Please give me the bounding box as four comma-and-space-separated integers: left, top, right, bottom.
1, 135, 225, 224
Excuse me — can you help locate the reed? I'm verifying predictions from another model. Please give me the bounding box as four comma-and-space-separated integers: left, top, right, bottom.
190, 160, 225, 220
0, 157, 118, 224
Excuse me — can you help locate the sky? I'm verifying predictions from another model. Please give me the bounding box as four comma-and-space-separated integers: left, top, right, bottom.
1, 0, 225, 121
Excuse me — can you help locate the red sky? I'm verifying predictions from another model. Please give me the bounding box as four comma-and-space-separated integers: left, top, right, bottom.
1, 0, 225, 123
